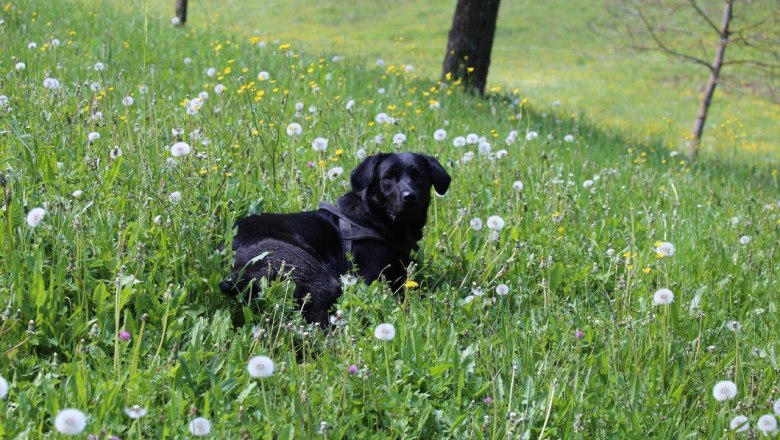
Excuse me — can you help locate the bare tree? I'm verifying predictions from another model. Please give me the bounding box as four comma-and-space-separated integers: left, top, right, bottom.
442, 0, 502, 96
607, 0, 780, 161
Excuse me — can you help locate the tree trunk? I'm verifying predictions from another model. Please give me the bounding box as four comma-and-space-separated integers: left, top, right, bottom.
442, 0, 501, 96
175, 0, 188, 25
687, 0, 733, 161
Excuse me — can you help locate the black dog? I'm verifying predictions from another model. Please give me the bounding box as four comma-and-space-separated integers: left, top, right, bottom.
220, 152, 451, 326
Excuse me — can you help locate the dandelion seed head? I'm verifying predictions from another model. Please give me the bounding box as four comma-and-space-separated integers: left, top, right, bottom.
54, 408, 87, 436
486, 215, 505, 231
171, 142, 191, 157
189, 417, 211, 436
15, 62, 26, 71
374, 323, 396, 341
453, 136, 466, 147
311, 137, 328, 152
655, 241, 675, 257
469, 218, 483, 231
525, 131, 538, 141
730, 415, 749, 433
124, 405, 147, 419
653, 288, 674, 306
739, 235, 751, 245
247, 355, 275, 378
327, 167, 344, 180
286, 122, 302, 136
26, 207, 46, 228
434, 129, 447, 141
512, 181, 524, 192
43, 77, 61, 90
0, 376, 8, 399
495, 284, 509, 296
564, 134, 575, 143
757, 414, 778, 435
712, 380, 737, 402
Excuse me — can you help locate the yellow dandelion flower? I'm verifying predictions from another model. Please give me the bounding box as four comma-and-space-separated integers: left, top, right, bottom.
404, 280, 418, 288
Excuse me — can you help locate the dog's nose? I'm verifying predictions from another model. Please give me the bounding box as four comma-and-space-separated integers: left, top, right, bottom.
402, 191, 418, 201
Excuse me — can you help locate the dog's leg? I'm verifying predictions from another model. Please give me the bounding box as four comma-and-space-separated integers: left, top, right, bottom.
231, 239, 342, 327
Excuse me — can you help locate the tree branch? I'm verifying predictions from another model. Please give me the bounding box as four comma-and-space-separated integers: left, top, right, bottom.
722, 59, 780, 69
687, 0, 722, 35
636, 7, 714, 71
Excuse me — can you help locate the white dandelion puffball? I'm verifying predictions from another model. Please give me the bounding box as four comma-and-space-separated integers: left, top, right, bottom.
72, 190, 83, 199
26, 207, 46, 228
327, 167, 344, 181
0, 376, 8, 399
214, 84, 226, 94
374, 112, 389, 124
453, 136, 466, 147
311, 137, 328, 152
729, 415, 749, 433
653, 288, 674, 306
257, 71, 270, 81
54, 408, 87, 436
16, 62, 26, 71
28, 42, 38, 49
655, 241, 675, 257
206, 67, 216, 77
170, 142, 191, 157
293, 102, 304, 111
582, 180, 594, 189
466, 133, 479, 144
87, 132, 100, 142
564, 134, 575, 143
171, 16, 181, 25
774, 398, 780, 415
469, 218, 483, 231
198, 91, 209, 101
374, 323, 396, 341
183, 57, 193, 65
189, 417, 212, 436
478, 141, 492, 155
110, 146, 123, 160
739, 235, 751, 245
43, 77, 61, 90
392, 133, 406, 145
345, 99, 355, 110
356, 148, 366, 160
496, 284, 509, 296
247, 355, 275, 378
434, 129, 447, 141
94, 62, 106, 71
526, 131, 538, 141
512, 181, 524, 192
122, 96, 134, 106
286, 122, 302, 136
712, 380, 738, 402
486, 215, 505, 231
124, 405, 147, 419
757, 414, 778, 435
168, 191, 183, 203
0, 95, 10, 108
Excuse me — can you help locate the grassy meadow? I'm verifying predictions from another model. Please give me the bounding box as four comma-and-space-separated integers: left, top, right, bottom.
1, 0, 779, 438
144, 0, 780, 159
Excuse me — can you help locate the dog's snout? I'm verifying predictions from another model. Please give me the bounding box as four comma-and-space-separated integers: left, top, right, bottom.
402, 190, 418, 201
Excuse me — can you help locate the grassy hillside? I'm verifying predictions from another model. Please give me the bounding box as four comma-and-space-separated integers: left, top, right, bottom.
145, 0, 779, 159
0, 0, 779, 438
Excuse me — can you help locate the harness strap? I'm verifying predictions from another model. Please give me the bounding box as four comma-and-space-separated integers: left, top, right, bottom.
319, 202, 391, 266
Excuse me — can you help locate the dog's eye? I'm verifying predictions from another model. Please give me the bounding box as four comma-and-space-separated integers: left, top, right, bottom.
383, 173, 396, 181
408, 168, 420, 178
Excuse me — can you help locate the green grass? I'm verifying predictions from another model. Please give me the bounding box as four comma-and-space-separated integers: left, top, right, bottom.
144, 0, 780, 160
1, 0, 779, 438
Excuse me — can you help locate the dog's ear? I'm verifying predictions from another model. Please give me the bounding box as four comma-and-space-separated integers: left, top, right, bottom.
421, 154, 451, 195
350, 153, 388, 192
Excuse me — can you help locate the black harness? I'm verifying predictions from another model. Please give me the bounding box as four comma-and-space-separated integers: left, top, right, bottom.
318, 202, 390, 258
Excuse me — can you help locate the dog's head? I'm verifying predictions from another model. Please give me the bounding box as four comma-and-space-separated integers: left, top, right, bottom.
350, 153, 451, 226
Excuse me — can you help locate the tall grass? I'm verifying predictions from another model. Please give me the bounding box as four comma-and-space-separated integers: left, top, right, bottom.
0, 0, 778, 438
